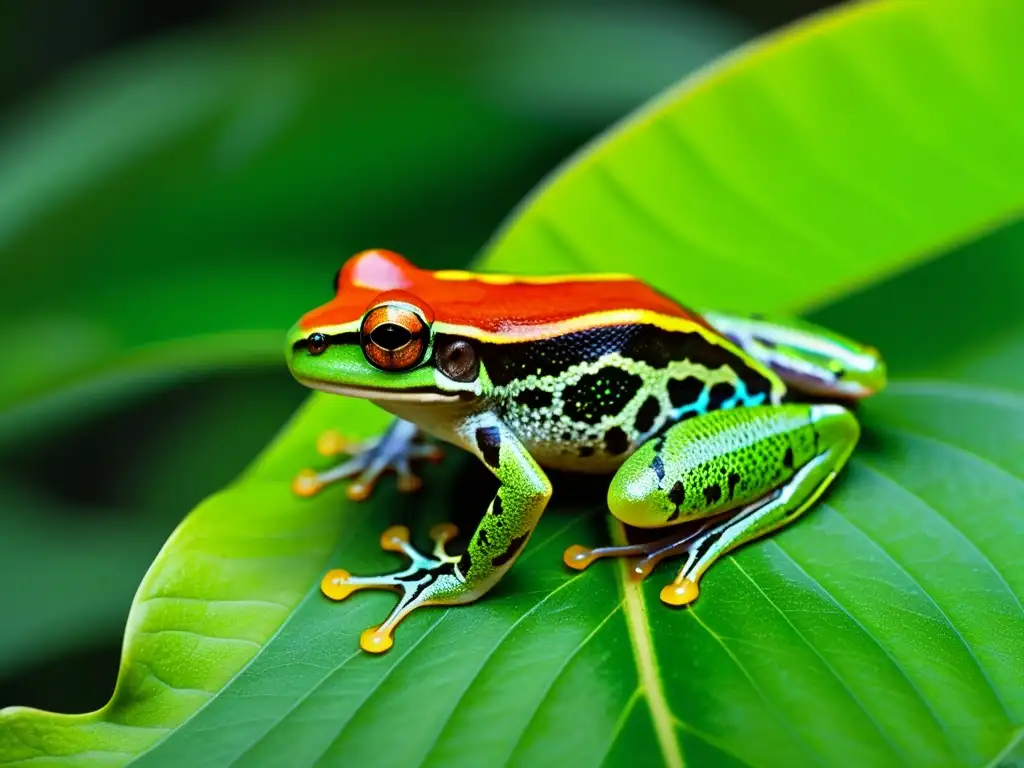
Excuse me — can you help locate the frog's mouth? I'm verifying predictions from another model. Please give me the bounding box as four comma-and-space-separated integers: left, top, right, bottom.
297, 378, 464, 404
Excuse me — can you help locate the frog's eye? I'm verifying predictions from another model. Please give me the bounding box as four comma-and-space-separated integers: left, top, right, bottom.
360, 304, 428, 371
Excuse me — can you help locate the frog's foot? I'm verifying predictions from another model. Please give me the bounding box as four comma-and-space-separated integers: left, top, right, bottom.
321, 523, 467, 653
563, 519, 714, 583
293, 420, 442, 501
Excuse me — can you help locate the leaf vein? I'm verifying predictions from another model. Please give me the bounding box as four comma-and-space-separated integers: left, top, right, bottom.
831, 507, 1015, 724
729, 558, 906, 762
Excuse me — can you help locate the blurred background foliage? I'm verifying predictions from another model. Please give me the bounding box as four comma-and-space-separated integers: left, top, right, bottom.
1, 0, 845, 716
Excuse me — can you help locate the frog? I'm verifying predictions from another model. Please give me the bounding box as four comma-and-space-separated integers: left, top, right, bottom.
286, 249, 886, 653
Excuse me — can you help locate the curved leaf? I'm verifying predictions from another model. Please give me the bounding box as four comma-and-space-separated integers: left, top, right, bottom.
2, 2, 1022, 767
482, 0, 1024, 314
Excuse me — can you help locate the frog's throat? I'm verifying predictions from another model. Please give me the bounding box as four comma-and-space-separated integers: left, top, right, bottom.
296, 377, 462, 404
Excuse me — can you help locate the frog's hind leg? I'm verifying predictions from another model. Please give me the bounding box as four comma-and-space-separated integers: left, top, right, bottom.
565, 403, 859, 607
701, 310, 886, 399
293, 418, 443, 501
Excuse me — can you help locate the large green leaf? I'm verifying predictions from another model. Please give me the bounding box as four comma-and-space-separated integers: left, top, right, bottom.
0, 3, 748, 439
2, 2, 1022, 766
483, 0, 1024, 314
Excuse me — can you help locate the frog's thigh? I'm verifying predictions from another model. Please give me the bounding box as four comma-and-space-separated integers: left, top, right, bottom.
609, 403, 857, 527
608, 403, 858, 603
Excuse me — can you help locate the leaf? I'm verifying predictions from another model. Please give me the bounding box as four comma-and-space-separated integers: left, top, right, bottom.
2, 2, 1022, 767
481, 0, 1024, 315
0, 3, 747, 432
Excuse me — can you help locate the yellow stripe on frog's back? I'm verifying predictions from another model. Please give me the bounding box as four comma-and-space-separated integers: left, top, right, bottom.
433, 270, 634, 285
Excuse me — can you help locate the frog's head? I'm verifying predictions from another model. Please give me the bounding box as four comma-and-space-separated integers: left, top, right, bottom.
286, 250, 482, 403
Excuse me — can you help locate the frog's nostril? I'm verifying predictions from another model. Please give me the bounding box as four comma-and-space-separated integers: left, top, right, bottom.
307, 332, 328, 355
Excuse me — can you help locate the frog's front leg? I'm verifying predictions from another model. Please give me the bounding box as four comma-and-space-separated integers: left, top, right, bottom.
322, 410, 552, 653
565, 403, 859, 606
293, 418, 443, 501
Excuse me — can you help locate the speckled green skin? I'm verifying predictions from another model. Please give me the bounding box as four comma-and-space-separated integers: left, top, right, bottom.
295, 308, 882, 641
611, 404, 825, 525
606, 403, 859, 586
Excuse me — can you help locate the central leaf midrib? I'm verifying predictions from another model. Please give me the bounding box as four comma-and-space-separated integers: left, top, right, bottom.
610, 519, 685, 768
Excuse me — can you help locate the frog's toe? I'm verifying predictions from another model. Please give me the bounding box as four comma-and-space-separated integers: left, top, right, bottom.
563, 544, 600, 571
292, 468, 324, 498
410, 443, 445, 463
316, 429, 355, 457
562, 540, 663, 579
294, 422, 439, 502
562, 522, 713, 581
321, 569, 358, 600
360, 626, 395, 654
379, 524, 412, 553
393, 457, 423, 494
346, 478, 375, 502
429, 522, 459, 559
660, 576, 700, 607
320, 523, 466, 653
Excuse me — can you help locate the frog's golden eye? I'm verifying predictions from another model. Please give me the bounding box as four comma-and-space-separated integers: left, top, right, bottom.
360, 304, 428, 371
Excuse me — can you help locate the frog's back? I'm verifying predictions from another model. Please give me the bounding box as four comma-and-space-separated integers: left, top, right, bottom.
304, 250, 784, 472
479, 314, 785, 474
301, 248, 704, 337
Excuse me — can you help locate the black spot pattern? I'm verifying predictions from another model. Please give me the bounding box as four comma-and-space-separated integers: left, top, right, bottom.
475, 426, 502, 469
652, 454, 665, 481
667, 480, 685, 505
482, 326, 641, 386
603, 426, 630, 456
479, 529, 491, 548
481, 324, 776, 400
732, 357, 775, 399
707, 382, 735, 410
458, 549, 474, 580
579, 446, 595, 458
727, 472, 741, 500
783, 446, 794, 469
492, 532, 530, 568
634, 396, 661, 434
621, 326, 735, 370
516, 388, 553, 409
666, 480, 685, 522
491, 495, 504, 516
562, 367, 643, 424
668, 376, 705, 409
704, 484, 722, 505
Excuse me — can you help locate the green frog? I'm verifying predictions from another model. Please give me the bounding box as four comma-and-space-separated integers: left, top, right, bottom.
286, 249, 885, 653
